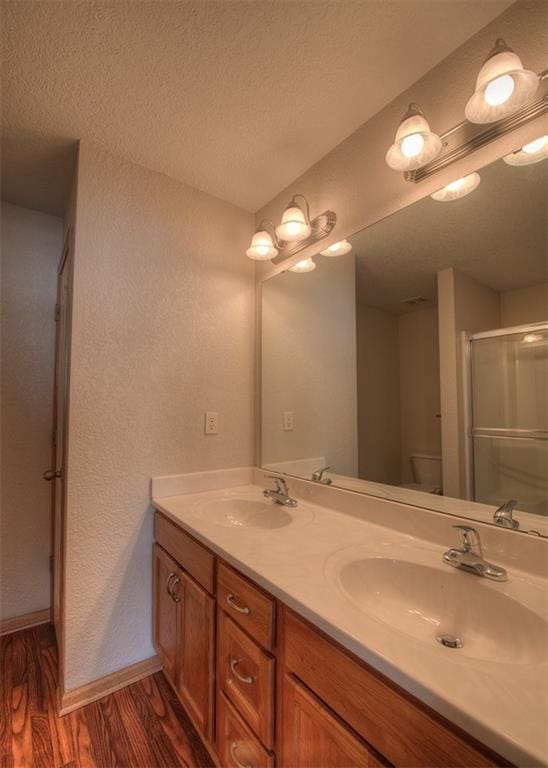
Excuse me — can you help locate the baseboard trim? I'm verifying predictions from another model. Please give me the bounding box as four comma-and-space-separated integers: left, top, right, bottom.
0, 608, 51, 636
59, 655, 162, 715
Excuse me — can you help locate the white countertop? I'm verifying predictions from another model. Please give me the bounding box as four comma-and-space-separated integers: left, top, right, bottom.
152, 480, 548, 767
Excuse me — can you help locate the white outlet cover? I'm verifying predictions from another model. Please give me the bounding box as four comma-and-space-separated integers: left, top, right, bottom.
205, 411, 219, 434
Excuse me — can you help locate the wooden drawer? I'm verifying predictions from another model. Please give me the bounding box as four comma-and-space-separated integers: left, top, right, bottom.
217, 562, 275, 650
282, 608, 500, 768
218, 611, 275, 749
217, 692, 274, 768
154, 511, 214, 594
282, 675, 385, 768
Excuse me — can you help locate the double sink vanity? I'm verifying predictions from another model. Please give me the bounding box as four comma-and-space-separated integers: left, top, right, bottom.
151, 467, 548, 768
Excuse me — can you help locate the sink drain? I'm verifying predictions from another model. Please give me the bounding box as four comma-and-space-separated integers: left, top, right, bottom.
436, 634, 463, 649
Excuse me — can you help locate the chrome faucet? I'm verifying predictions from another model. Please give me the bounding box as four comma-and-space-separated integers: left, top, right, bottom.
443, 525, 507, 582
263, 476, 298, 507
493, 499, 519, 529
312, 465, 332, 485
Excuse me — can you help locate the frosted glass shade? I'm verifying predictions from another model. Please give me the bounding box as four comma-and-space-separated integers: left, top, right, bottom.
320, 239, 352, 257
275, 206, 311, 242
289, 257, 316, 273
430, 172, 481, 202
386, 109, 442, 172
246, 230, 278, 261
465, 41, 538, 124
503, 135, 548, 166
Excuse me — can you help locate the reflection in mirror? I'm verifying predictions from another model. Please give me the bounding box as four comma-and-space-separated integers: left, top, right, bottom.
261, 153, 547, 534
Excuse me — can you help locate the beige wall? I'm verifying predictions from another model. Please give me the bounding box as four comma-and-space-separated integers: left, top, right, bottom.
255, 1, 547, 281
1, 202, 62, 620
398, 307, 441, 484
63, 142, 255, 690
356, 303, 400, 484
438, 268, 501, 499
501, 282, 548, 326
262, 255, 357, 477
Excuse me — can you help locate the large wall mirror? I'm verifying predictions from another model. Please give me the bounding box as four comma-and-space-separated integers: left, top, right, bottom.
261, 152, 547, 536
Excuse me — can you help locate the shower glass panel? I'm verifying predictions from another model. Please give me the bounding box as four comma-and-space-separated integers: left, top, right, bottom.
470, 325, 548, 516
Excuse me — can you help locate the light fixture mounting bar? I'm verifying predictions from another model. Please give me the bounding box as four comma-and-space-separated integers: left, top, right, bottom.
405, 69, 548, 183
271, 210, 337, 264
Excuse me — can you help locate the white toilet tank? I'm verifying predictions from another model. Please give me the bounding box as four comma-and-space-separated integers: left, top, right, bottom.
409, 453, 442, 492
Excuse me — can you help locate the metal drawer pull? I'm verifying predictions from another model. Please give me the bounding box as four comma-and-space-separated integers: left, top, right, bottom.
166, 572, 176, 596
170, 577, 181, 603
226, 593, 251, 614
230, 658, 255, 685
230, 742, 254, 768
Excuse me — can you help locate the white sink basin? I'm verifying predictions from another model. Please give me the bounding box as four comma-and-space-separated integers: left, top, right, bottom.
190, 493, 312, 530
328, 548, 548, 665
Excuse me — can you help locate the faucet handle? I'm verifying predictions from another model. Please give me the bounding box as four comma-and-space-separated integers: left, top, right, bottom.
453, 525, 482, 555
266, 475, 287, 494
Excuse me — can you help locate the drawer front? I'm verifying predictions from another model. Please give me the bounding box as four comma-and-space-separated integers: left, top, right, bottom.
154, 511, 214, 593
218, 611, 275, 749
217, 692, 274, 768
217, 562, 275, 650
283, 608, 498, 768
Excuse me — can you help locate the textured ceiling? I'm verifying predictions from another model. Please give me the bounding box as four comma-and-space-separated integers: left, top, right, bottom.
1, 0, 512, 216
351, 157, 548, 313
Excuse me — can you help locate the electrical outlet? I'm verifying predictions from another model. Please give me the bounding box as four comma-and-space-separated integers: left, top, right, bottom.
204, 411, 219, 435
283, 411, 294, 431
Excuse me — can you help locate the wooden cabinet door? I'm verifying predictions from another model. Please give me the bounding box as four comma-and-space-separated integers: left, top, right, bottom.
177, 569, 215, 741
153, 544, 180, 685
282, 676, 380, 768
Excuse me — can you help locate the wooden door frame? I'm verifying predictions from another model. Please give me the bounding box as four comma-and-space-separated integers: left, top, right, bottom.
49, 225, 74, 708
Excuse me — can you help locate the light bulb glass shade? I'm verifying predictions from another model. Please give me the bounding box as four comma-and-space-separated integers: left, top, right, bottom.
289, 257, 316, 273
465, 43, 538, 124
386, 110, 442, 171
503, 135, 548, 166
245, 229, 278, 261
275, 205, 312, 242
320, 239, 352, 257
430, 172, 481, 202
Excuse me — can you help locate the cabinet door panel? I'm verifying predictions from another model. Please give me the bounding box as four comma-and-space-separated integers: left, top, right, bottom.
153, 544, 179, 685
282, 676, 377, 768
177, 570, 215, 741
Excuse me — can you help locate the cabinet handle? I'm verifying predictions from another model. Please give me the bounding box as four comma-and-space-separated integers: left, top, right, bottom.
170, 577, 181, 603
166, 572, 176, 596
230, 742, 254, 768
226, 593, 251, 614
229, 658, 255, 685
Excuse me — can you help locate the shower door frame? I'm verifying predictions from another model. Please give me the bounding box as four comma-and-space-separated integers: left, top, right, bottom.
463, 321, 548, 504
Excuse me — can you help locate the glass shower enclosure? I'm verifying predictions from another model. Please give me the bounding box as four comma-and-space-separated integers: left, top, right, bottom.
468, 323, 548, 517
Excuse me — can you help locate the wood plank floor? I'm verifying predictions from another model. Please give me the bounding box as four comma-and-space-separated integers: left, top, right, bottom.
0, 623, 214, 768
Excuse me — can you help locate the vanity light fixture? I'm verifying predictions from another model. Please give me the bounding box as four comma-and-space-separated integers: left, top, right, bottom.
276, 195, 312, 242
320, 239, 352, 257
289, 257, 316, 273
430, 172, 481, 202
245, 194, 336, 263
503, 135, 548, 166
385, 103, 442, 172
246, 224, 279, 261
465, 39, 539, 124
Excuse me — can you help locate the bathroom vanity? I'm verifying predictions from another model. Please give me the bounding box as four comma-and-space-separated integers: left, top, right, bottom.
151, 471, 548, 768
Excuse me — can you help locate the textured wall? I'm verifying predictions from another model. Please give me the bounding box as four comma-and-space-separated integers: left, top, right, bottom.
63, 142, 254, 690
1, 203, 62, 620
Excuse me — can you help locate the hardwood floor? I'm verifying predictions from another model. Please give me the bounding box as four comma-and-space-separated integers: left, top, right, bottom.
0, 623, 214, 768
